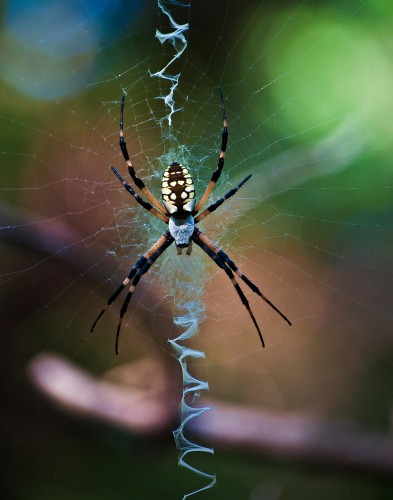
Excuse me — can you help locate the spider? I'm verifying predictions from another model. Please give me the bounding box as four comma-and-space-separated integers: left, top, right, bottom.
91, 89, 291, 354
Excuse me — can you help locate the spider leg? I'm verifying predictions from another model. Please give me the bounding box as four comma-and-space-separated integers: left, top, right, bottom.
114, 264, 147, 354
119, 95, 169, 215
111, 166, 169, 223
113, 233, 174, 354
194, 229, 291, 326
192, 230, 265, 347
194, 174, 252, 223
91, 231, 174, 351
194, 87, 228, 213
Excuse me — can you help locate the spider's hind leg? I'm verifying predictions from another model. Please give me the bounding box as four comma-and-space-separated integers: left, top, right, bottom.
194, 174, 252, 223
194, 87, 228, 213
119, 95, 168, 215
110, 166, 169, 223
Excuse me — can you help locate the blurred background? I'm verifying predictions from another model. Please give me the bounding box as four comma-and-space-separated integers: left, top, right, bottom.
1, 0, 393, 498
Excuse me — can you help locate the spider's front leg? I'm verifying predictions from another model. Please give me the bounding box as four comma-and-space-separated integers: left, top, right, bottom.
192, 229, 265, 347
192, 228, 291, 347
91, 231, 174, 354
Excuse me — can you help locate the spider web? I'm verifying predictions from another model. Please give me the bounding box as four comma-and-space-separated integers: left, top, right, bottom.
1, 1, 393, 499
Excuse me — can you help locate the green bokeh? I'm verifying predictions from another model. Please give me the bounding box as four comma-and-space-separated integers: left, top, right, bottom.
246, 5, 393, 146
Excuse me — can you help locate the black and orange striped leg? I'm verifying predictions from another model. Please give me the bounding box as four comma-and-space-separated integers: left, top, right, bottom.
194, 174, 252, 223
119, 95, 168, 215
192, 229, 265, 347
194, 229, 291, 327
113, 234, 174, 354
194, 87, 228, 213
91, 231, 174, 353
111, 166, 169, 223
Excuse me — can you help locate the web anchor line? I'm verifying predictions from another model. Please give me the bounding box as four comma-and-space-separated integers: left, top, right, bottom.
168, 301, 216, 499
149, 0, 189, 130
150, 1, 216, 497
149, 0, 216, 500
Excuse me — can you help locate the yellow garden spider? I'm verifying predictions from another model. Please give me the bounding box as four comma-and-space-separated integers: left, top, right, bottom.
91, 89, 291, 354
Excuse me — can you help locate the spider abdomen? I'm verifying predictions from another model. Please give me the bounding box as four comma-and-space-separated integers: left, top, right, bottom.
162, 162, 195, 215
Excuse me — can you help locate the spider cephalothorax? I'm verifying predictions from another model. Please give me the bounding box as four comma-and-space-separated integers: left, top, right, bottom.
91, 89, 291, 354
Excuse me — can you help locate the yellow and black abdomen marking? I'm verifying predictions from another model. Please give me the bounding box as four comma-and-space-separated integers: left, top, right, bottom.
161, 162, 196, 215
